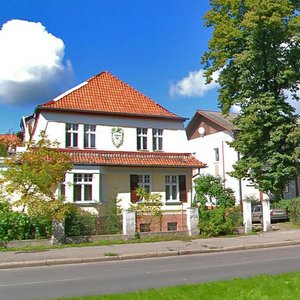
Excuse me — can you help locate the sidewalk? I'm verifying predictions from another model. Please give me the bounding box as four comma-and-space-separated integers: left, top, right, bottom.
1, 229, 300, 270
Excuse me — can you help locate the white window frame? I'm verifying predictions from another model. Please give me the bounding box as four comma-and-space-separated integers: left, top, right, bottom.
152, 129, 163, 151
66, 123, 79, 148
138, 175, 151, 192
73, 173, 93, 202
165, 175, 179, 201
137, 128, 148, 150
84, 124, 96, 148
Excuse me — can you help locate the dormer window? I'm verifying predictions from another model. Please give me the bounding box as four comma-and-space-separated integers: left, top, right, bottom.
66, 123, 78, 147
137, 128, 148, 150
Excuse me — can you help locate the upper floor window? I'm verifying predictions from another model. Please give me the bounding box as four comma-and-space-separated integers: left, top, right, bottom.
66, 123, 78, 147
137, 128, 148, 150
73, 173, 93, 202
84, 124, 96, 148
152, 129, 163, 151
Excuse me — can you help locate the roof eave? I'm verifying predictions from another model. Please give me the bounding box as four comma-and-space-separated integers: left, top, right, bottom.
36, 106, 187, 121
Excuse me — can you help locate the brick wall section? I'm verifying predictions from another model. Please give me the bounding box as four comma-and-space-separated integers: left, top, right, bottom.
136, 213, 187, 232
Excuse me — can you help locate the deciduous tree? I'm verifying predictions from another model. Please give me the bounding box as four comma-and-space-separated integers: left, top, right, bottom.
0, 131, 73, 220
202, 0, 300, 197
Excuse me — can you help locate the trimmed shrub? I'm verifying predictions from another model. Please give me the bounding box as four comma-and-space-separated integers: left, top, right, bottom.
274, 198, 300, 224
65, 207, 96, 237
199, 206, 242, 237
0, 200, 51, 245
288, 198, 300, 225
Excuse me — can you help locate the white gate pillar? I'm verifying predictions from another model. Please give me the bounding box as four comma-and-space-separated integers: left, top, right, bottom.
186, 207, 199, 236
123, 210, 136, 239
262, 199, 271, 232
243, 198, 252, 234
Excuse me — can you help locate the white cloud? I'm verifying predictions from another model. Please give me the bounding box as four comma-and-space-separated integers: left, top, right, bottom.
0, 19, 73, 106
169, 69, 219, 97
285, 89, 300, 114
231, 105, 241, 113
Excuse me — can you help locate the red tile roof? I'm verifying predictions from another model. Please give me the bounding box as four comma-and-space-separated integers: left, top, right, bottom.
38, 71, 184, 120
58, 149, 206, 168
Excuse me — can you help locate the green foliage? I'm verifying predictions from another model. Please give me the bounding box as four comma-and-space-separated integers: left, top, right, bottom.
0, 200, 51, 245
199, 206, 242, 237
65, 207, 96, 237
274, 197, 300, 224
0, 131, 73, 221
194, 175, 235, 208
286, 198, 300, 224
129, 187, 163, 217
0, 143, 8, 157
202, 0, 300, 196
106, 197, 122, 234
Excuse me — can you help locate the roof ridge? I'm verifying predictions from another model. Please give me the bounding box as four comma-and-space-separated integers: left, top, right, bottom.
88, 71, 178, 118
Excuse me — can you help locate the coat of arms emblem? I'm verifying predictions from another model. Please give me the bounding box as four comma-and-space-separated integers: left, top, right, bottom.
111, 127, 124, 148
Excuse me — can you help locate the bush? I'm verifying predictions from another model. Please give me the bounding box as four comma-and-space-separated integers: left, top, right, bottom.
273, 198, 300, 224
199, 206, 242, 237
288, 198, 300, 225
0, 200, 51, 245
194, 175, 235, 208
65, 207, 96, 237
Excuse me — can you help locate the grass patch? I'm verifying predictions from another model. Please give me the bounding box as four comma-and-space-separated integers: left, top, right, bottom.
53, 272, 300, 299
103, 252, 118, 257
0, 234, 192, 252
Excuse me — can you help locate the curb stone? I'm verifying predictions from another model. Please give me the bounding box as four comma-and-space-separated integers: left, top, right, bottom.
1, 240, 300, 270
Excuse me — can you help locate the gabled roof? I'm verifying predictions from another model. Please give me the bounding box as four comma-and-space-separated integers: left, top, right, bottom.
58, 149, 206, 168
196, 110, 237, 131
37, 71, 185, 121
185, 110, 238, 140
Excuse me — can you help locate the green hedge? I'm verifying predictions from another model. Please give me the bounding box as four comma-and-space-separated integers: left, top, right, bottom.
0, 201, 51, 245
65, 207, 96, 237
199, 206, 243, 237
275, 198, 300, 225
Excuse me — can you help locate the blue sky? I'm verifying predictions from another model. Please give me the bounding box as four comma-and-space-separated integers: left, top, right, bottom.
0, 0, 219, 133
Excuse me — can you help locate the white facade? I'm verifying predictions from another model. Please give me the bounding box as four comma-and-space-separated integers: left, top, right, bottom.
186, 111, 264, 205
17, 71, 205, 233
29, 111, 189, 153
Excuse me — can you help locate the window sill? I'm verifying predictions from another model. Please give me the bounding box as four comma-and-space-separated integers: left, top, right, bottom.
73, 201, 97, 206
165, 201, 182, 205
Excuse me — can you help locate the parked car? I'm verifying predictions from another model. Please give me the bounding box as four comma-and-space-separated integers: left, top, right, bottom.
252, 205, 288, 223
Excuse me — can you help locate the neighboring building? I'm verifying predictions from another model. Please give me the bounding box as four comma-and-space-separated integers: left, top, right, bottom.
186, 110, 263, 205
20, 71, 206, 232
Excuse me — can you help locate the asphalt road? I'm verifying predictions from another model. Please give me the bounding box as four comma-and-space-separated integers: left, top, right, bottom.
1, 245, 300, 300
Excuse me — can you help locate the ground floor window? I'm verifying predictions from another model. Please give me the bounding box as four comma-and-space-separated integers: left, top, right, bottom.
130, 174, 151, 203
73, 173, 93, 202
165, 175, 187, 202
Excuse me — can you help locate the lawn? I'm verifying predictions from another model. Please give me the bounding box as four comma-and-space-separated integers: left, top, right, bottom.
54, 272, 300, 300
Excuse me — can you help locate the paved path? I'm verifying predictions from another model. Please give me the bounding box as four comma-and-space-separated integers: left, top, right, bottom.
1, 229, 300, 269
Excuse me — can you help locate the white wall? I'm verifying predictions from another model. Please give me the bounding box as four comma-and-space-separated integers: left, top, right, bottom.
188, 130, 262, 203
27, 112, 189, 153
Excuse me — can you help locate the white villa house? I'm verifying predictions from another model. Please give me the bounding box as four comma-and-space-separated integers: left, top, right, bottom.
185, 110, 265, 205
19, 71, 206, 233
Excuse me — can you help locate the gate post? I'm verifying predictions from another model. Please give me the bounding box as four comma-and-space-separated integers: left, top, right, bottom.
123, 210, 136, 239
262, 199, 271, 232
243, 198, 252, 234
51, 220, 65, 245
186, 207, 199, 236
